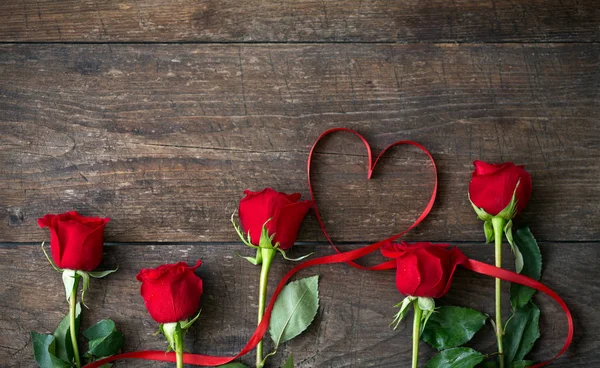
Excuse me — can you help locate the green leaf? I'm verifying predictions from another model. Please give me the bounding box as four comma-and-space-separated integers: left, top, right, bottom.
87, 330, 124, 358
83, 319, 124, 359
217, 363, 248, 368
88, 267, 119, 278
62, 270, 77, 302
390, 296, 416, 329
511, 361, 534, 368
53, 303, 81, 363
31, 332, 70, 368
282, 354, 294, 368
425, 347, 484, 368
422, 306, 488, 350
83, 319, 116, 340
269, 275, 319, 347
504, 302, 540, 364
478, 361, 498, 368
510, 226, 542, 310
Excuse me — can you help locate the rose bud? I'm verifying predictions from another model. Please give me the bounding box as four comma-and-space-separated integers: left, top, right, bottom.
37, 211, 113, 368
38, 211, 110, 271
137, 260, 203, 324
382, 241, 467, 299
468, 160, 533, 360
137, 260, 203, 367
235, 188, 313, 367
381, 241, 469, 366
468, 160, 532, 220
238, 188, 313, 251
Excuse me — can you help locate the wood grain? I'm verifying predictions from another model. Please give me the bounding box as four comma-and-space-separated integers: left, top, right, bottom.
1, 44, 598, 243
0, 242, 595, 367
0, 0, 598, 43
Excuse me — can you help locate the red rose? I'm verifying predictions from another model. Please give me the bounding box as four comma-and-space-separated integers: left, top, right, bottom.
137, 260, 203, 324
469, 160, 532, 217
37, 211, 110, 271
381, 242, 467, 298
239, 188, 313, 250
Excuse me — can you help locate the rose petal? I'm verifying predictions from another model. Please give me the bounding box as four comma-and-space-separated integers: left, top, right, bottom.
272, 200, 314, 250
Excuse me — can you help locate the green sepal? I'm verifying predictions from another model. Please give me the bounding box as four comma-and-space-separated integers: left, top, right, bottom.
390, 296, 416, 330
417, 297, 436, 333
31, 331, 70, 368
233, 213, 268, 265
88, 267, 119, 279
237, 247, 262, 265
417, 297, 435, 312
469, 195, 493, 222
41, 242, 63, 273
496, 180, 520, 221
62, 270, 78, 302
160, 322, 179, 352
231, 212, 257, 248
484, 221, 494, 243
217, 363, 249, 368
259, 219, 275, 249
181, 310, 202, 330
276, 247, 314, 262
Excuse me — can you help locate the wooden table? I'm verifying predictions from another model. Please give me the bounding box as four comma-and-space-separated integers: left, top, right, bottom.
0, 1, 598, 367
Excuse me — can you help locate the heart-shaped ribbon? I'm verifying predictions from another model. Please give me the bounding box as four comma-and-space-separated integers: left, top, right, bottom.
307, 127, 439, 270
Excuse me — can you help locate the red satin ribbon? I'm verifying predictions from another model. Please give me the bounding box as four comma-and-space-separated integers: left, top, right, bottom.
84, 128, 572, 367
307, 127, 438, 270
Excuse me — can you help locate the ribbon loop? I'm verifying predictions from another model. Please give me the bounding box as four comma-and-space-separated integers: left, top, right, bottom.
307, 128, 438, 270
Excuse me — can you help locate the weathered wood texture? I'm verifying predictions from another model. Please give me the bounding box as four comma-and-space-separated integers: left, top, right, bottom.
1, 1, 597, 366
0, 243, 595, 367
1, 44, 598, 243
0, 0, 598, 42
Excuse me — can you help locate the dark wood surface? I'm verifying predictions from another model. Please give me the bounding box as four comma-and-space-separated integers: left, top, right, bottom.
0, 1, 598, 367
0, 0, 598, 42
1, 44, 598, 243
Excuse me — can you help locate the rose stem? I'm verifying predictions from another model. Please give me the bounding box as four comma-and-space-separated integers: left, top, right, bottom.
175, 325, 184, 368
256, 247, 275, 368
69, 275, 81, 368
411, 300, 423, 368
492, 216, 506, 368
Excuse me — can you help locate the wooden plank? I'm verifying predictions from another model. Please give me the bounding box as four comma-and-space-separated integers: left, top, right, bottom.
0, 0, 598, 43
0, 242, 595, 367
1, 44, 598, 243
